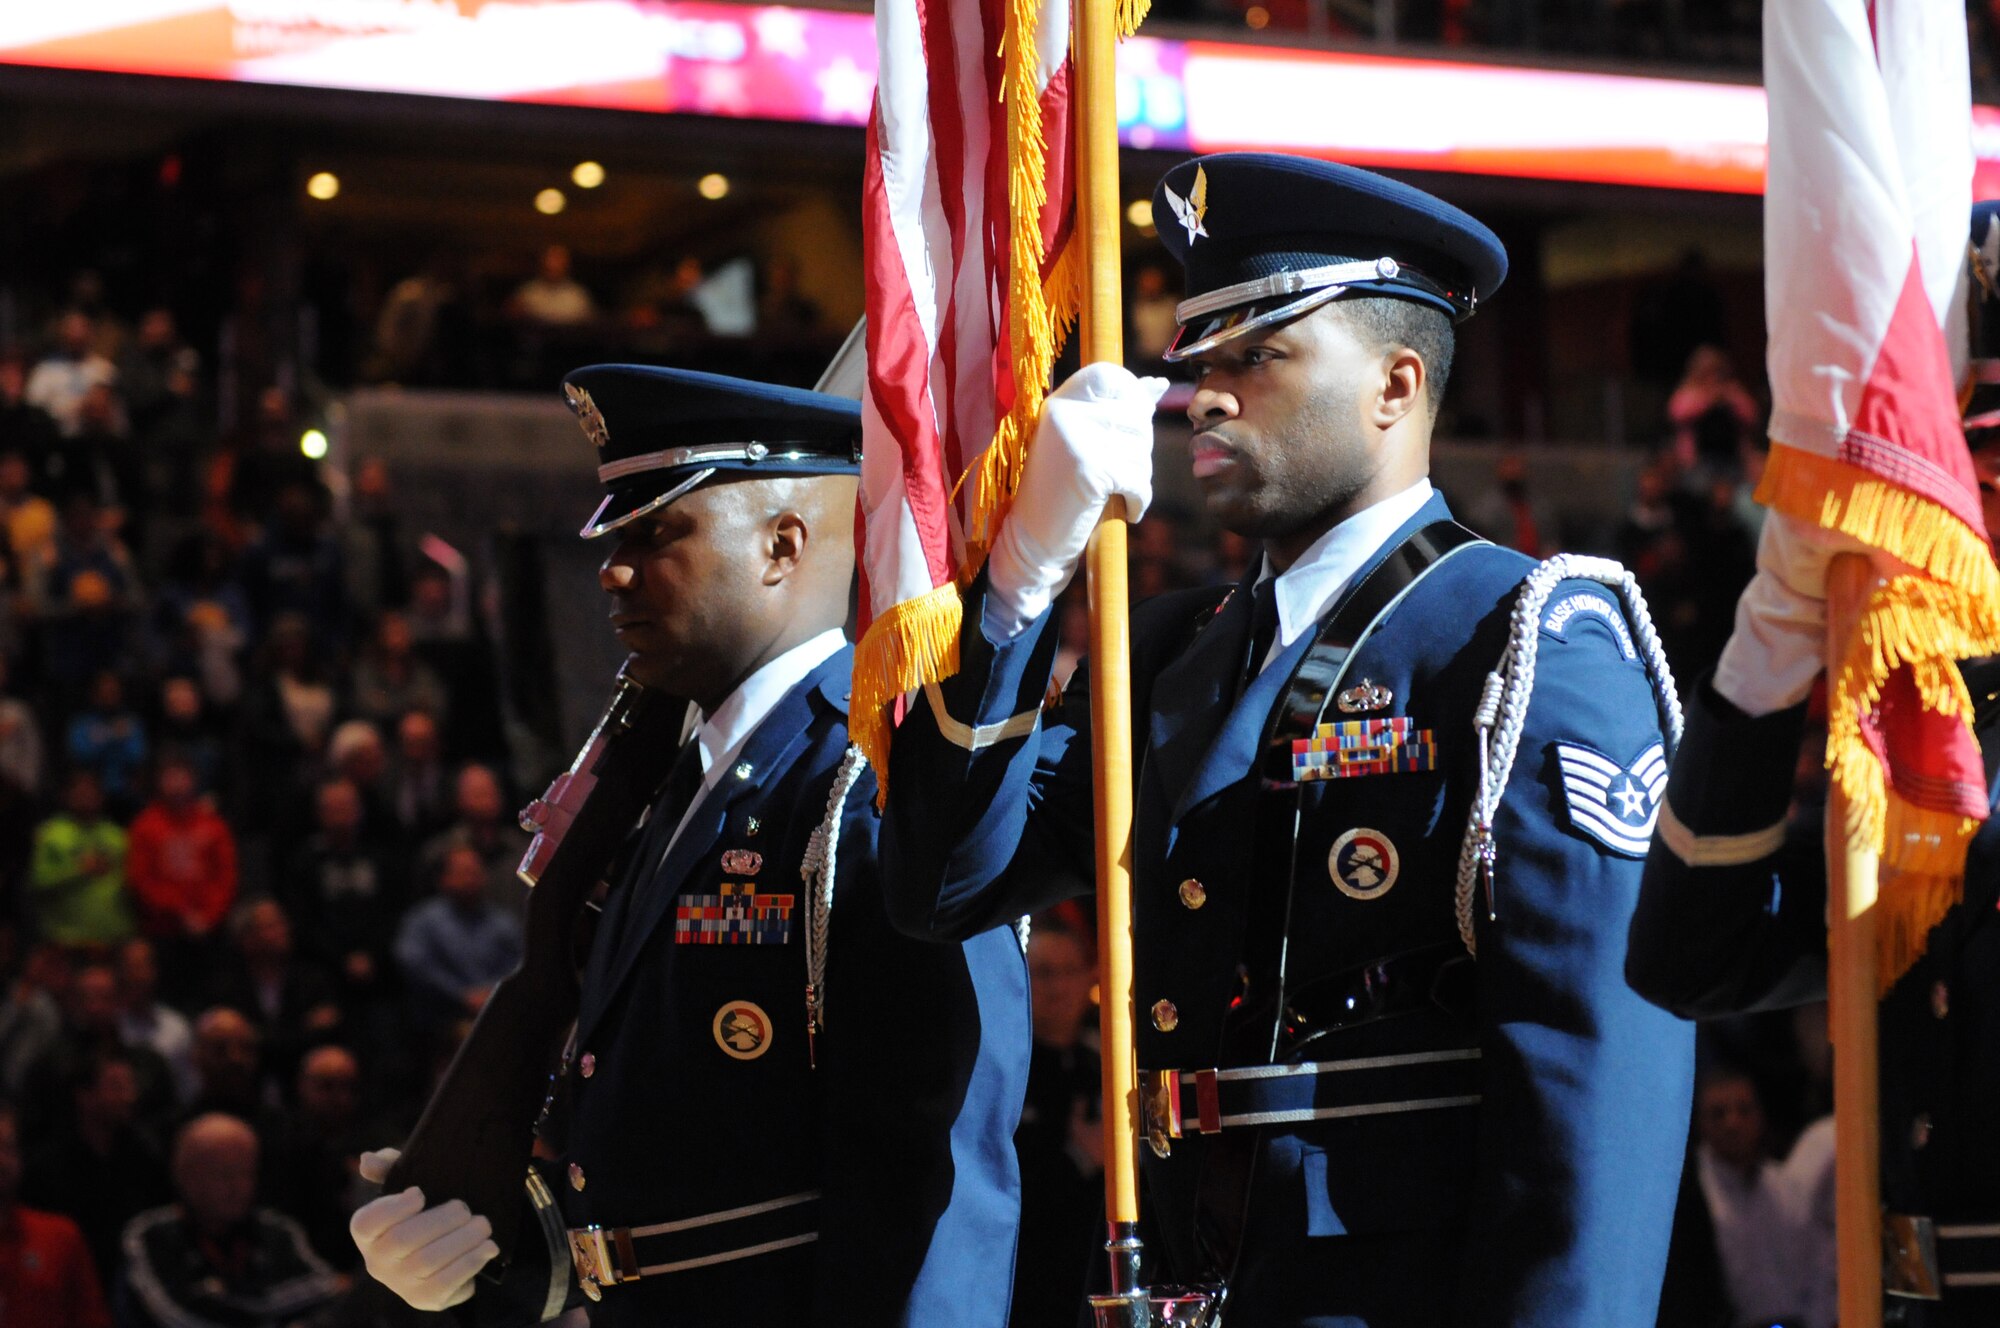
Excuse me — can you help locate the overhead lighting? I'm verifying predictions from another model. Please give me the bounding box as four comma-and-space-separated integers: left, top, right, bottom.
571, 160, 606, 189
1126, 199, 1154, 229
1245, 5, 1270, 26
697, 173, 731, 200
300, 429, 329, 460
535, 188, 568, 215
305, 172, 340, 201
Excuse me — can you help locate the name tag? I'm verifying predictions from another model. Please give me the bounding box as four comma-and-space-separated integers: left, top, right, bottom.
674, 883, 796, 944
1293, 717, 1437, 782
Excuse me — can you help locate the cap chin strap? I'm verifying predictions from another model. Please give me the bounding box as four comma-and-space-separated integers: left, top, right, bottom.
580, 468, 716, 540
1164, 256, 1473, 364
1175, 257, 1405, 324
1163, 284, 1351, 364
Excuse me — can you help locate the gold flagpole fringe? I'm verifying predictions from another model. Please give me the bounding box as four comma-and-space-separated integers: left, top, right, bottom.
848, 583, 965, 807
1761, 443, 2000, 989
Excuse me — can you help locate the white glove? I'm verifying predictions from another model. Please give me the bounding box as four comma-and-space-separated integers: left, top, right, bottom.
986, 363, 1168, 640
1712, 513, 1886, 716
350, 1148, 498, 1311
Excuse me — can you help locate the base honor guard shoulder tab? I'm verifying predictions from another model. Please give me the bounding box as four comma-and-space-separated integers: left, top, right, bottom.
1454, 555, 1683, 957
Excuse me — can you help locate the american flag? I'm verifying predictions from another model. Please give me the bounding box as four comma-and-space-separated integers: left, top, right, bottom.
851, 0, 1120, 788
1760, 0, 2000, 986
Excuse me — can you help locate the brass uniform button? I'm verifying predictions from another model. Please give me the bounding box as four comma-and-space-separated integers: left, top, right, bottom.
569, 1162, 587, 1191
1911, 1113, 1933, 1150
1178, 879, 1207, 910
1931, 980, 1950, 1020
1151, 999, 1179, 1032
580, 1052, 597, 1078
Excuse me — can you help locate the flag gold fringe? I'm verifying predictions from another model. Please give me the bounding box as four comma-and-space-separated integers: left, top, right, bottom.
970, 0, 1150, 553
848, 582, 964, 805
853, 0, 1151, 804
1758, 442, 2000, 992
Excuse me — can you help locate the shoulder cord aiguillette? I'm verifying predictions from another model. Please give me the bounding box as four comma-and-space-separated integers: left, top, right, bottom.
802, 745, 869, 1064
1454, 555, 1683, 958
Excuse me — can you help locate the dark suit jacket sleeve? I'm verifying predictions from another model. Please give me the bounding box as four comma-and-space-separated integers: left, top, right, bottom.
881, 575, 1098, 941
1454, 585, 1696, 1327
1627, 676, 1829, 1017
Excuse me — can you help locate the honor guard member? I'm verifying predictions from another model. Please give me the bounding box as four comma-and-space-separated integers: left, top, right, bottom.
1629, 205, 2000, 1327
349, 367, 1031, 1326
879, 153, 1696, 1326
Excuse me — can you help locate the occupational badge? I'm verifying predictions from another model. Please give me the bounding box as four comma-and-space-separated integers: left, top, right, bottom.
563, 382, 610, 450
1555, 741, 1665, 856
1293, 717, 1436, 782
1328, 828, 1399, 900
1335, 679, 1394, 713
713, 1000, 773, 1060
720, 849, 763, 876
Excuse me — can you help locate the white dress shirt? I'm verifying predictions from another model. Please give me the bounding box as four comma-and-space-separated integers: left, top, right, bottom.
1696, 1143, 1811, 1328
1253, 478, 1434, 673
659, 628, 848, 858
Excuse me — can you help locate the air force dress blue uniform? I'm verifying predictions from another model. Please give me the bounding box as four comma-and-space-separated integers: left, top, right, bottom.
476, 367, 1031, 1327
880, 156, 1696, 1326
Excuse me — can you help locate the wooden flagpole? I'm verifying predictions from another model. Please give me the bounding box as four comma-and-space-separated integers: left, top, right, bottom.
1072, 0, 1145, 1307
1824, 553, 1884, 1328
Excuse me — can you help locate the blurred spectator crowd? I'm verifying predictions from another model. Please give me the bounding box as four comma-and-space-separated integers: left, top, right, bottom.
0, 229, 1798, 1328
0, 292, 533, 1326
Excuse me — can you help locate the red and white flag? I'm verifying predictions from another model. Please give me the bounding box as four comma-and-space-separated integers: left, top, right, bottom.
850, 0, 1108, 786
1761, 0, 2000, 984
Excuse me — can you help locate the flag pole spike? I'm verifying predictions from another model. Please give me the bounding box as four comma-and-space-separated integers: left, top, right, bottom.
1825, 552, 1884, 1328
1071, 0, 1148, 1317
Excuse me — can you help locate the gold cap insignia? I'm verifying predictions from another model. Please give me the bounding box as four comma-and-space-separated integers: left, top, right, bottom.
565, 382, 610, 451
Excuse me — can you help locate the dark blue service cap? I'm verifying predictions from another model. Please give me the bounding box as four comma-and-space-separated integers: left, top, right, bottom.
1151, 153, 1508, 361
563, 364, 862, 539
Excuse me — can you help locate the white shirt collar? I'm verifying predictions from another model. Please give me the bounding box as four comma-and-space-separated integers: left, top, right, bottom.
691, 628, 847, 789
1255, 479, 1434, 663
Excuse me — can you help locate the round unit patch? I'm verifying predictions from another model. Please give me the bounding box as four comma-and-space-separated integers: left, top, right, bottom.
712, 1000, 773, 1061
1328, 828, 1400, 900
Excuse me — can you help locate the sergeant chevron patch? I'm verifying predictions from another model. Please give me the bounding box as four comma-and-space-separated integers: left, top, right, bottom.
1555, 741, 1666, 856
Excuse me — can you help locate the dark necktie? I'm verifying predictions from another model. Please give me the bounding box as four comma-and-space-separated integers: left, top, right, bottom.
592, 737, 706, 951
1240, 578, 1281, 699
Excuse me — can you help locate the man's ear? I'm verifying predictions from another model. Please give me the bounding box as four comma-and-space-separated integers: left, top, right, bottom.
1370, 347, 1426, 430
764, 511, 809, 586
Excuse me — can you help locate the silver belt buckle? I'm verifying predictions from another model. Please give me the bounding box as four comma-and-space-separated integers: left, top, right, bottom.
1885, 1212, 1942, 1301
567, 1225, 615, 1301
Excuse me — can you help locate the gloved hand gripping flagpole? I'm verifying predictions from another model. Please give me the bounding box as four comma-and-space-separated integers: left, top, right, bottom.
1072, 0, 1147, 1319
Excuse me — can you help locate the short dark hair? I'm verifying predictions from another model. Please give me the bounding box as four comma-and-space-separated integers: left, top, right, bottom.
1332, 296, 1456, 413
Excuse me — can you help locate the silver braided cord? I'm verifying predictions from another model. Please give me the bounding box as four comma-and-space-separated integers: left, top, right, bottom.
803, 745, 870, 1037
1454, 555, 1682, 957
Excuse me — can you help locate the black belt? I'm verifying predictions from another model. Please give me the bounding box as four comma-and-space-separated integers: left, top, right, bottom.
566, 1190, 820, 1300
1144, 1046, 1481, 1155
1277, 943, 1475, 1060
1886, 1214, 2000, 1300
1939, 1221, 2000, 1290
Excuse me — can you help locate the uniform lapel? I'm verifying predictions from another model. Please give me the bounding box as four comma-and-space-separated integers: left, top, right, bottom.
1148, 567, 1259, 818
576, 648, 850, 1045
1152, 493, 1460, 827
